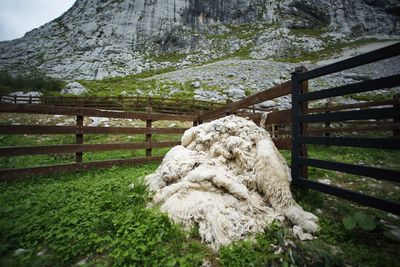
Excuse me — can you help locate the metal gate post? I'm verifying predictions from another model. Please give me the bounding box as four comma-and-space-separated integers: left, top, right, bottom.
291, 69, 301, 181
291, 66, 308, 180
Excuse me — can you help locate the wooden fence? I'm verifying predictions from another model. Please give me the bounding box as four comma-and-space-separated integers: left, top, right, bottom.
195, 43, 400, 214
195, 77, 399, 150
0, 95, 226, 115
1, 43, 399, 215
2, 79, 396, 181
0, 103, 196, 180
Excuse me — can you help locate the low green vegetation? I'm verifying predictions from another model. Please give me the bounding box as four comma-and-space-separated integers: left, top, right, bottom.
348, 89, 399, 102
281, 145, 400, 202
219, 222, 344, 266
145, 52, 188, 63
291, 187, 400, 267
206, 23, 267, 40
0, 130, 183, 169
1, 128, 399, 266
0, 69, 65, 95
0, 164, 211, 266
290, 28, 327, 38
276, 37, 390, 63
79, 71, 223, 98
221, 145, 400, 267
342, 212, 377, 231
230, 44, 254, 59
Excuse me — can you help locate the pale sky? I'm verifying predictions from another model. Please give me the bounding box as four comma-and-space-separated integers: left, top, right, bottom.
0, 0, 76, 41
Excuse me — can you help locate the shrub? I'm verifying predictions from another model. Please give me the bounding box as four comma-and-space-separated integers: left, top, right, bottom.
0, 69, 64, 95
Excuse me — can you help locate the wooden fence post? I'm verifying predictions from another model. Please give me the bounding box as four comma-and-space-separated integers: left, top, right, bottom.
225, 99, 233, 116
119, 96, 123, 110
76, 114, 83, 163
146, 106, 153, 157
193, 106, 198, 127
274, 125, 279, 139
146, 118, 152, 157
394, 94, 400, 138
197, 110, 204, 125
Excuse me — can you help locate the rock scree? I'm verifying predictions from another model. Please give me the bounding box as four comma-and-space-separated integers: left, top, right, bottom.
144, 115, 319, 249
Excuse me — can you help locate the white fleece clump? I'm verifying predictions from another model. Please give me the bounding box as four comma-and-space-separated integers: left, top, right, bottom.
145, 115, 318, 249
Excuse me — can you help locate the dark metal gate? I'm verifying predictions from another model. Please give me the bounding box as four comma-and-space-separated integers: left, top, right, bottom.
291, 42, 400, 215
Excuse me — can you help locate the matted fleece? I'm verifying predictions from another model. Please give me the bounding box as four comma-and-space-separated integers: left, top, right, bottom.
145, 115, 319, 249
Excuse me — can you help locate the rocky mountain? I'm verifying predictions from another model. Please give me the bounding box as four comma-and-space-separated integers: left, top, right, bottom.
0, 0, 399, 80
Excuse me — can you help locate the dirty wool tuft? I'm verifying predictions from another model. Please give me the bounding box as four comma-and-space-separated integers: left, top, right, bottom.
145, 115, 319, 249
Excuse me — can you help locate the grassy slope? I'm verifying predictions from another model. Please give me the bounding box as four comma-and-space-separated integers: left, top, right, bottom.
78, 38, 397, 101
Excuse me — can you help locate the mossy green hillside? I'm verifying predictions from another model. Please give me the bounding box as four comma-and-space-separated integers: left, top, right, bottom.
79, 70, 223, 98
276, 36, 395, 63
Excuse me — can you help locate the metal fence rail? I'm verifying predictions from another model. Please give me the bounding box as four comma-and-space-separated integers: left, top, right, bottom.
291, 42, 400, 215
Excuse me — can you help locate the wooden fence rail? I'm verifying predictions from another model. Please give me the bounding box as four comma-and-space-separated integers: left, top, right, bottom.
0, 95, 226, 115
1, 42, 399, 212
0, 103, 195, 181
196, 42, 400, 215
1, 92, 397, 182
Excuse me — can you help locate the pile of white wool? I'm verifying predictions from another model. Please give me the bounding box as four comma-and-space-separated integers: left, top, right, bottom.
145, 115, 319, 249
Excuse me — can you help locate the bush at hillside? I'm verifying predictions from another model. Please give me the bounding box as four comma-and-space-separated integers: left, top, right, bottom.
0, 69, 64, 95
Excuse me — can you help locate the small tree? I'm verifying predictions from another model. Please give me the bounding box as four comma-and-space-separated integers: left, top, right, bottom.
0, 69, 64, 95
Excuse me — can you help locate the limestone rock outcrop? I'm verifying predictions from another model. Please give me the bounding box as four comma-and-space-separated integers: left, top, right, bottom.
60, 81, 88, 95
0, 0, 398, 80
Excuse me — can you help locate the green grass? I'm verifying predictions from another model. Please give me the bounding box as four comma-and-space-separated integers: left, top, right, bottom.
1, 128, 400, 266
145, 52, 188, 63
79, 73, 194, 98
79, 70, 225, 98
289, 186, 400, 267
281, 145, 400, 202
230, 44, 254, 59
216, 145, 400, 267
0, 132, 181, 169
286, 145, 400, 267
276, 37, 391, 63
347, 89, 399, 102
206, 24, 266, 40
0, 164, 211, 266
77, 66, 193, 97
219, 222, 346, 266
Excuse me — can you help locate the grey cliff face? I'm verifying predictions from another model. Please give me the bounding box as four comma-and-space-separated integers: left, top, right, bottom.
0, 0, 399, 80
285, 0, 400, 35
